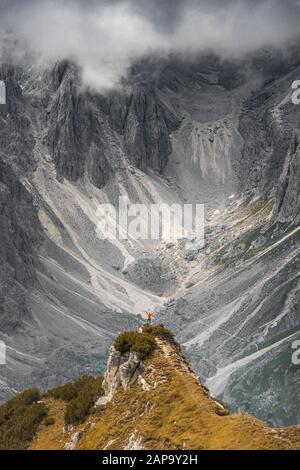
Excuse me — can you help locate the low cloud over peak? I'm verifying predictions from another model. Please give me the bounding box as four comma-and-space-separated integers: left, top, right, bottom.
1, 0, 300, 90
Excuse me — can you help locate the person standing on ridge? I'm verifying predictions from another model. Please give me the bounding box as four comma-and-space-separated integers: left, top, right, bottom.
145, 311, 154, 326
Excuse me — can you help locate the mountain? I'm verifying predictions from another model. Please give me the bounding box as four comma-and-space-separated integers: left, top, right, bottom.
2, 326, 300, 451
0, 47, 300, 427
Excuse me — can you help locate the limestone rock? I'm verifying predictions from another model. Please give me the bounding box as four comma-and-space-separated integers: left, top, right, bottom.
99, 347, 141, 404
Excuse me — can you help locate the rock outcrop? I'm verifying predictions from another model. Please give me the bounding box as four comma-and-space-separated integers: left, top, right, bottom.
97, 347, 141, 405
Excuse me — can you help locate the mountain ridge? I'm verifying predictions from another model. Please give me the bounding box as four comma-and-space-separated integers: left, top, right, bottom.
24, 327, 300, 451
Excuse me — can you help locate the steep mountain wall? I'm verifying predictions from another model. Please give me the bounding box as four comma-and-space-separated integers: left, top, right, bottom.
237, 63, 300, 203
0, 66, 42, 334
47, 62, 179, 185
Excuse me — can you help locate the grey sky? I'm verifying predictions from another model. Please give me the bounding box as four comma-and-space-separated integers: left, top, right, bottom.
0, 0, 299, 89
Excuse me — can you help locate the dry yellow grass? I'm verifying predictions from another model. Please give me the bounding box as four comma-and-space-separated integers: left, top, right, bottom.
30, 339, 300, 450
29, 399, 67, 450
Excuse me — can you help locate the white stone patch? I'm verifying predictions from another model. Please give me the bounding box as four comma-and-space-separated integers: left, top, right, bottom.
103, 439, 116, 450
0, 341, 6, 365
95, 395, 111, 406
213, 399, 225, 410
0, 81, 6, 105
138, 375, 151, 391
64, 431, 81, 450
124, 430, 144, 450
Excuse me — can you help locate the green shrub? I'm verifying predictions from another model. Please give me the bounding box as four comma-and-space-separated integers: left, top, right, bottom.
142, 324, 175, 343
114, 331, 156, 360
65, 393, 91, 426
64, 376, 103, 426
45, 375, 104, 426
18, 388, 41, 405
46, 383, 78, 401
46, 375, 102, 402
44, 417, 55, 426
0, 388, 48, 450
114, 331, 136, 355
133, 334, 156, 360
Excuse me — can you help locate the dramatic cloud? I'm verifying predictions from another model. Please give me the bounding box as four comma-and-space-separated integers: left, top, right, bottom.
0, 0, 300, 89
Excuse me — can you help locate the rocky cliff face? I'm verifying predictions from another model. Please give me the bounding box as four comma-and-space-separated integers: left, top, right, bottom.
97, 347, 141, 405
122, 84, 177, 172
46, 61, 179, 186
0, 66, 42, 334
0, 160, 41, 331
233, 53, 300, 198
